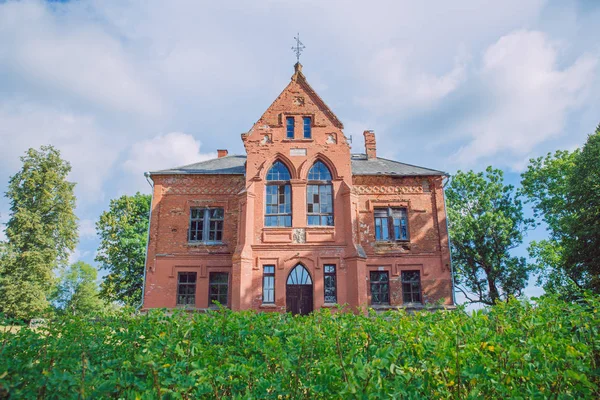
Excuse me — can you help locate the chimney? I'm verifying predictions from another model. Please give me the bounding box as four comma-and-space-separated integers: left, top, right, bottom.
217, 149, 228, 158
363, 130, 376, 160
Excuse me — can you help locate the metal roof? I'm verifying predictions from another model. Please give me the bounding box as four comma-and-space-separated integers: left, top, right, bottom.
350, 154, 447, 176
149, 154, 446, 177
150, 155, 247, 175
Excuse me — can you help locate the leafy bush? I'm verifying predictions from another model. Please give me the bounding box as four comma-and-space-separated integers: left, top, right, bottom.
1, 296, 598, 399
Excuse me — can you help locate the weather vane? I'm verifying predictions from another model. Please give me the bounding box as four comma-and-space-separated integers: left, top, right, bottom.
291, 33, 305, 63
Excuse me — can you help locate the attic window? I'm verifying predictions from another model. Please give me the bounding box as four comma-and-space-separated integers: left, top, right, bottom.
286, 117, 295, 139
303, 117, 312, 139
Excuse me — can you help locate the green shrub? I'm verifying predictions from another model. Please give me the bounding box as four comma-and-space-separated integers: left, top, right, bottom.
1, 296, 598, 399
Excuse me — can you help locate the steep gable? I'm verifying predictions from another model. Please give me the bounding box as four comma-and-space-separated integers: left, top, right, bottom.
249, 63, 343, 138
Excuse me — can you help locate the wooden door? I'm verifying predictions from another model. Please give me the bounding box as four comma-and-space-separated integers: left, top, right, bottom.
286, 285, 313, 315
286, 264, 314, 315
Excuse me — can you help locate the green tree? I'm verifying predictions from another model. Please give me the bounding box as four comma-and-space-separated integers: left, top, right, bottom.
564, 124, 600, 293
446, 167, 535, 305
521, 124, 600, 296
96, 193, 151, 306
0, 146, 78, 319
51, 261, 105, 316
520, 149, 580, 296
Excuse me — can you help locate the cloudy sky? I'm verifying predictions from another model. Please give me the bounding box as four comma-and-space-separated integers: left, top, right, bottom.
1, 0, 599, 300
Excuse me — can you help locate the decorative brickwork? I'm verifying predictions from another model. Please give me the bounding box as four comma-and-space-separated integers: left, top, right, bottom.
143, 64, 454, 314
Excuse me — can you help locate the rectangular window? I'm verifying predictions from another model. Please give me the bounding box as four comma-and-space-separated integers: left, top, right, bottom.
189, 208, 224, 243
401, 271, 422, 303
303, 116, 311, 139
324, 265, 337, 303
189, 208, 205, 241
209, 272, 229, 306
307, 184, 334, 226
286, 117, 295, 139
263, 265, 275, 303
374, 207, 409, 241
370, 271, 390, 305
265, 185, 292, 227
177, 272, 197, 306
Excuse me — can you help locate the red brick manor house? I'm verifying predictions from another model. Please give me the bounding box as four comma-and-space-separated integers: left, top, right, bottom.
142, 63, 454, 314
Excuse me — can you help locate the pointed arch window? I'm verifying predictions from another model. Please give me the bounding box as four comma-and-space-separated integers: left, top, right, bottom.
307, 161, 334, 226
265, 161, 292, 227
287, 264, 313, 285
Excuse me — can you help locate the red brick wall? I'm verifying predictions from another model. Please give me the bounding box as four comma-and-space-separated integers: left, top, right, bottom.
143, 174, 245, 309
142, 65, 454, 312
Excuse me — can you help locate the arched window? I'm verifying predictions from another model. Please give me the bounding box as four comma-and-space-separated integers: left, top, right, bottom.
287, 264, 313, 285
265, 161, 292, 227
307, 161, 334, 226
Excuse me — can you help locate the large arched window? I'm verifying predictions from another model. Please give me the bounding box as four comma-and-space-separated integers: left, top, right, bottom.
265, 161, 292, 227
307, 161, 334, 226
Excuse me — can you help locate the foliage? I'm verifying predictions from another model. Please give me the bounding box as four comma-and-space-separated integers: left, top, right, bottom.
0, 145, 78, 320
95, 193, 151, 307
1, 296, 599, 398
564, 125, 600, 293
521, 124, 600, 296
520, 149, 579, 297
446, 167, 535, 305
50, 261, 106, 316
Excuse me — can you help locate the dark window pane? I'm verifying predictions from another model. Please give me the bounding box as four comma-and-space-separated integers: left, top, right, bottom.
370, 271, 390, 305
265, 165, 291, 227
263, 265, 275, 303
264, 265, 275, 274
177, 272, 197, 306
286, 117, 294, 139
303, 117, 311, 139
308, 161, 332, 181
266, 161, 291, 181
209, 272, 228, 306
375, 217, 389, 240
210, 208, 224, 219
401, 271, 421, 303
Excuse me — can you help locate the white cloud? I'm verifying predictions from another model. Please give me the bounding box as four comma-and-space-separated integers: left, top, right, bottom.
454, 30, 598, 168
123, 132, 217, 176
79, 219, 97, 240
67, 247, 91, 265
0, 101, 119, 202
356, 46, 468, 112
0, 0, 162, 117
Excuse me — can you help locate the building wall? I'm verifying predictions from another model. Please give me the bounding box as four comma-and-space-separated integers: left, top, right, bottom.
143, 174, 244, 309
354, 175, 453, 306
142, 64, 453, 312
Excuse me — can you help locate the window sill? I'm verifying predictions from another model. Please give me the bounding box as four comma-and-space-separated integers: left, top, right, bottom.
370, 304, 392, 309
374, 241, 411, 250
187, 241, 225, 247
260, 303, 277, 308
322, 303, 338, 308
208, 305, 229, 310
281, 139, 314, 142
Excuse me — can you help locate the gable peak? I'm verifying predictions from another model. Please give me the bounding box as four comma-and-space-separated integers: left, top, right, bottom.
292, 62, 304, 81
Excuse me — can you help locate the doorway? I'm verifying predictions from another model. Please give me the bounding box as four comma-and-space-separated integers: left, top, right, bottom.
286, 264, 313, 315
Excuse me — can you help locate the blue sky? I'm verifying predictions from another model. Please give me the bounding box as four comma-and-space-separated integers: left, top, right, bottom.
0, 0, 599, 303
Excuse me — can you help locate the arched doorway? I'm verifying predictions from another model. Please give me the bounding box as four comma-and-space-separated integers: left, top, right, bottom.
286, 264, 313, 315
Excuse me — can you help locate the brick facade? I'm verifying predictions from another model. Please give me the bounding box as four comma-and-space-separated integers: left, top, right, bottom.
143, 63, 454, 313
